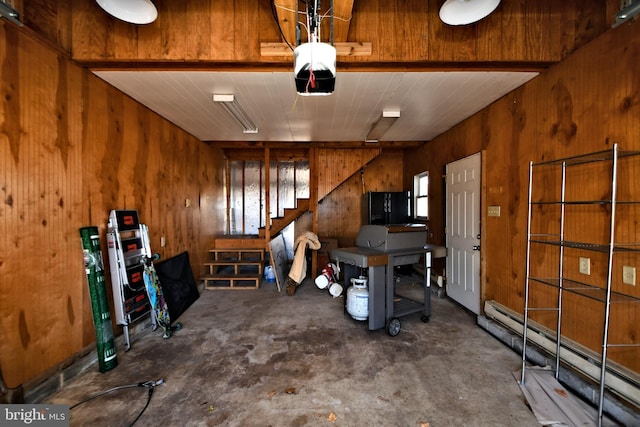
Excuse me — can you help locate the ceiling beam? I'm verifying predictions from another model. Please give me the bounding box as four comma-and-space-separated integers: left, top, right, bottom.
273, 0, 355, 47
332, 0, 355, 42
273, 0, 299, 47
222, 148, 309, 161
260, 41, 371, 57
206, 141, 426, 150
83, 61, 551, 73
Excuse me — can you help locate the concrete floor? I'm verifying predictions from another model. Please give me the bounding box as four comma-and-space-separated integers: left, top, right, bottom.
46, 275, 542, 427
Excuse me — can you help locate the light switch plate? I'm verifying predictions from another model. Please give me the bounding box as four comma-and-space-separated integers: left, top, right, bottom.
579, 257, 590, 275
488, 205, 501, 217
623, 266, 636, 286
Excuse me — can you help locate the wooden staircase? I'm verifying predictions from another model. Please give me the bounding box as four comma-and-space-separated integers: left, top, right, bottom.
259, 198, 309, 238
199, 148, 382, 289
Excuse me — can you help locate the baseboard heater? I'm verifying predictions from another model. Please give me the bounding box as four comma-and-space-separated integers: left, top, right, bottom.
482, 300, 640, 412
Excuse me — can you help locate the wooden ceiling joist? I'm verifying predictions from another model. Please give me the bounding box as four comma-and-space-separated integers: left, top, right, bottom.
273, 0, 357, 47
206, 141, 425, 150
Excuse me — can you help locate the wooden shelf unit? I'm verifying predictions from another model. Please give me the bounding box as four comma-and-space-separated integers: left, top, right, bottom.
201, 248, 265, 290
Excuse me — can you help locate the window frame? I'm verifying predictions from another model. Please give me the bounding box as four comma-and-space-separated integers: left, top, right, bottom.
413, 171, 429, 221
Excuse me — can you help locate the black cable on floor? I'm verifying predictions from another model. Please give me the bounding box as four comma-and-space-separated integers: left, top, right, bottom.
129, 386, 154, 427
69, 379, 163, 426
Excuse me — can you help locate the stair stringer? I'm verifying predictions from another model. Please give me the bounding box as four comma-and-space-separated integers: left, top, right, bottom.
259, 147, 382, 237
317, 148, 381, 200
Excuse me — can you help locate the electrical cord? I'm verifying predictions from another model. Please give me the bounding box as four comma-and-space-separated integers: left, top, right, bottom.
271, 0, 295, 51
128, 383, 155, 426
70, 379, 164, 426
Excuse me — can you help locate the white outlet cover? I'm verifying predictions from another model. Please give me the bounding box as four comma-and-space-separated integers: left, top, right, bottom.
623, 266, 636, 286
579, 257, 590, 275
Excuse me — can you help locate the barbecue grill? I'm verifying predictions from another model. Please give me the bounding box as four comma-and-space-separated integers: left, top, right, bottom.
331, 224, 446, 336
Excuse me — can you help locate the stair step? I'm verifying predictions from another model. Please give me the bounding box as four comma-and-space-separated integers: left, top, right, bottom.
214, 235, 265, 249
201, 273, 261, 290
209, 248, 265, 261
204, 260, 264, 275
205, 260, 264, 266
259, 198, 311, 237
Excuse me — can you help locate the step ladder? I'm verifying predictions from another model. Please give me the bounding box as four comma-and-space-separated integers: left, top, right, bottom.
106, 210, 156, 351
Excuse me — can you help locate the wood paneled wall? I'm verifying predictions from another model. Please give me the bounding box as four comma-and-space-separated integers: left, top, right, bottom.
310, 149, 405, 247
0, 23, 225, 389
18, 0, 613, 66
3, 0, 636, 388
404, 21, 640, 371
317, 148, 380, 201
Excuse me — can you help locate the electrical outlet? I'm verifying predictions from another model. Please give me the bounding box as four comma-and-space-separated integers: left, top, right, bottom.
579, 257, 591, 275
488, 206, 501, 217
623, 266, 636, 286
185, 198, 191, 208
160, 236, 166, 248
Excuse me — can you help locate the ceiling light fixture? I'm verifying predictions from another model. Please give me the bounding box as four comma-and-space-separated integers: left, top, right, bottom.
365, 110, 400, 143
213, 94, 258, 134
0, 1, 23, 26
613, 0, 640, 27
439, 0, 501, 26
96, 0, 158, 25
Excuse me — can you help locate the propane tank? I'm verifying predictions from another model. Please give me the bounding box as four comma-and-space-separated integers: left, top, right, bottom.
346, 276, 369, 321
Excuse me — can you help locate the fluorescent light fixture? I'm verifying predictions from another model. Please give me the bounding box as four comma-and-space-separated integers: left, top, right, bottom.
439, 0, 501, 26
365, 110, 400, 143
213, 94, 259, 134
96, 0, 158, 25
0, 2, 23, 27
613, 0, 640, 27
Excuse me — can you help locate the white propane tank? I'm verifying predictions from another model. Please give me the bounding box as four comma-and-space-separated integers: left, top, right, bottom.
346, 276, 369, 321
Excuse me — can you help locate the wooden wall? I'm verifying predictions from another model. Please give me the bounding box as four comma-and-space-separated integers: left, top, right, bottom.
18, 0, 613, 66
404, 21, 640, 371
2, 0, 635, 389
297, 149, 405, 247
0, 22, 226, 389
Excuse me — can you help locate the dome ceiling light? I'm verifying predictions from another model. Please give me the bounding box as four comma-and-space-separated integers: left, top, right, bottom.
439, 0, 501, 26
96, 0, 158, 25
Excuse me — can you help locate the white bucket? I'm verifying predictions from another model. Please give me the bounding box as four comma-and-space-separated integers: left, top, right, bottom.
315, 274, 330, 289
329, 282, 343, 298
346, 276, 369, 320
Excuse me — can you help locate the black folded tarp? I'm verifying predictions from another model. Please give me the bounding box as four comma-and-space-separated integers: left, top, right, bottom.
155, 251, 199, 323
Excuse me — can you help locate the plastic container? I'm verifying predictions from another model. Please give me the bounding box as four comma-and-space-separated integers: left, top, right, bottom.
329, 282, 343, 298
264, 265, 276, 282
346, 276, 369, 320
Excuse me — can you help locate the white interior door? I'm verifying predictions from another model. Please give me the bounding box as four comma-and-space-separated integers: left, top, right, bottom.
446, 153, 481, 314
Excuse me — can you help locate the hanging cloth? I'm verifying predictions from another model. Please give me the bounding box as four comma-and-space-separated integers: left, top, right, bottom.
286, 231, 321, 295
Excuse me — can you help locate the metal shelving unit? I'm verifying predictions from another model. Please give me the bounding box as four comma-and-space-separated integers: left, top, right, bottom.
521, 143, 640, 425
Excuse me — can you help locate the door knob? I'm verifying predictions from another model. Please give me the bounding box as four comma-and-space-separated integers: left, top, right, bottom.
473, 245, 480, 251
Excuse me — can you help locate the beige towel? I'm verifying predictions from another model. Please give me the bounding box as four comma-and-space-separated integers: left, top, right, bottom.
287, 231, 321, 292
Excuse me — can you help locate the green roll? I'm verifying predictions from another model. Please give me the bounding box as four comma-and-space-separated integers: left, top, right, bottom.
79, 226, 118, 372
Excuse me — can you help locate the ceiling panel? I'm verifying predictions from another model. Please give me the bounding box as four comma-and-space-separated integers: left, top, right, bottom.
93, 70, 538, 143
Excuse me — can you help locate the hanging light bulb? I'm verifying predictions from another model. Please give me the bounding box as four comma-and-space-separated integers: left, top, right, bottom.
439, 0, 501, 26
96, 0, 158, 25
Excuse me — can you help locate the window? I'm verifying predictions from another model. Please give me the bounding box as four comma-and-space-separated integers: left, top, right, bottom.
413, 171, 429, 220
